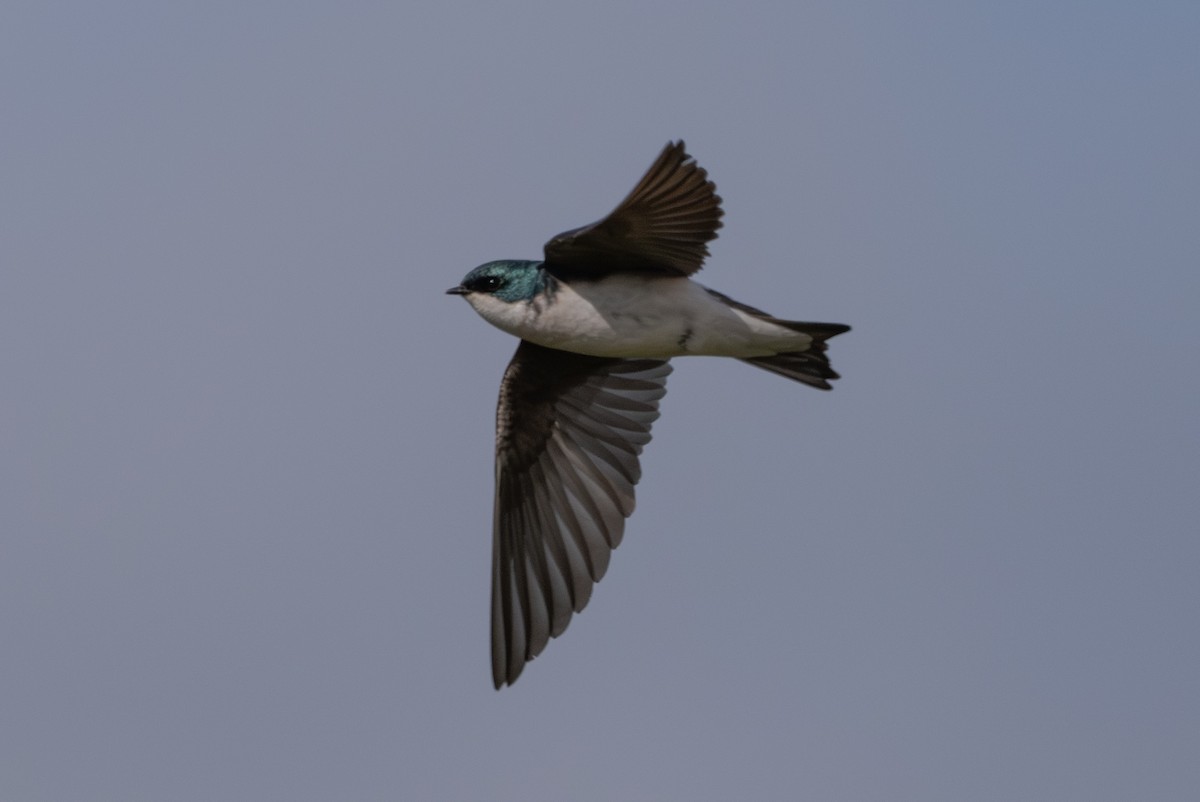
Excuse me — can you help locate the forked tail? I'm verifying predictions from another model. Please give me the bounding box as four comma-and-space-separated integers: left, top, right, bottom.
739, 321, 850, 390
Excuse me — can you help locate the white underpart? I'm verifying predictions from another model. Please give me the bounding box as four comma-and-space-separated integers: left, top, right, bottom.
465, 274, 813, 358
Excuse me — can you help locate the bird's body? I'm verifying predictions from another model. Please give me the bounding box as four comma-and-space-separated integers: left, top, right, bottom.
462, 262, 822, 359
448, 141, 850, 688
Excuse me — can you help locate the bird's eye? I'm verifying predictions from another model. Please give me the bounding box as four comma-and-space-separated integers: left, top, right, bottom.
471, 275, 504, 292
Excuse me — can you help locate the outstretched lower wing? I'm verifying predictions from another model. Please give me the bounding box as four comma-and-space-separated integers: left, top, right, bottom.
491, 340, 671, 688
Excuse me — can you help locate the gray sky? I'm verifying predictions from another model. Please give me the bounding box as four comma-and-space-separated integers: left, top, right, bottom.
3, 2, 1198, 800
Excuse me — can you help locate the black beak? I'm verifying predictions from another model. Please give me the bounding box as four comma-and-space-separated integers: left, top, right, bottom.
446, 286, 469, 295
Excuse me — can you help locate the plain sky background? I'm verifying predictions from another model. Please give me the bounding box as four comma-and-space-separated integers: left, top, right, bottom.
3, 2, 1198, 800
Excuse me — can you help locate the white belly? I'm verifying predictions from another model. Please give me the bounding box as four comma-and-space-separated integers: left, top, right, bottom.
465, 274, 813, 358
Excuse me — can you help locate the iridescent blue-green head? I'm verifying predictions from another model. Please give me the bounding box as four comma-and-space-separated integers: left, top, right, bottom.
446, 260, 547, 303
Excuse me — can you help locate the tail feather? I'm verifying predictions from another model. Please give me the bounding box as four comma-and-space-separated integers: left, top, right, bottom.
739, 322, 850, 390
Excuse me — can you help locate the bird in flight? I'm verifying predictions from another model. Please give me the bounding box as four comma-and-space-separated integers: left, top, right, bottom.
448, 141, 850, 688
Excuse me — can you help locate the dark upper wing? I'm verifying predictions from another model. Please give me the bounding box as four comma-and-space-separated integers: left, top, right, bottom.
542, 140, 723, 277
491, 340, 671, 688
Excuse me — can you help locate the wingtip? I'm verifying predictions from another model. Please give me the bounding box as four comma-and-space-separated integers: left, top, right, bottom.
491, 659, 514, 690
659, 139, 691, 165
492, 663, 523, 690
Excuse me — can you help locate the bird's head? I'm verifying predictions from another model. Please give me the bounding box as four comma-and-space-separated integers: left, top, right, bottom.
446, 260, 546, 304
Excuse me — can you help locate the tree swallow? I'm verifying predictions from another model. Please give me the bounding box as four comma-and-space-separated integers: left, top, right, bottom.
448, 141, 850, 688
